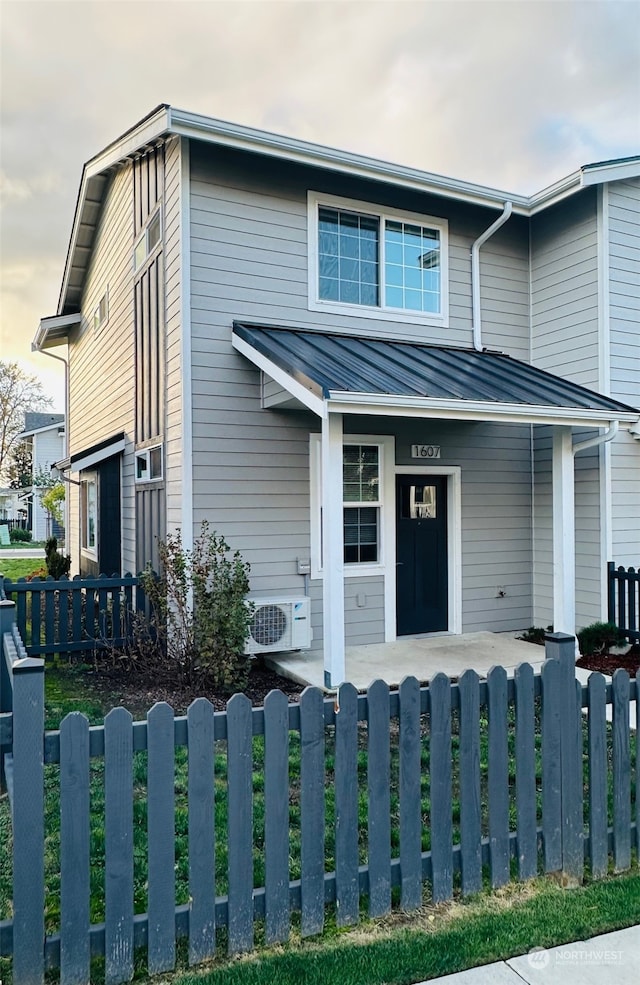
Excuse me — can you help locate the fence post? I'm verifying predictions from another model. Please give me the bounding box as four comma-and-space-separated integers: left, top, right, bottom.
11, 652, 45, 985
0, 599, 17, 792
544, 632, 583, 886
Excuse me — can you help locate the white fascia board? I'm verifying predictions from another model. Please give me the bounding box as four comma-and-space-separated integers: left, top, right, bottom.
327, 392, 639, 427
168, 106, 531, 215
232, 332, 327, 418
581, 158, 640, 186
33, 313, 81, 350
18, 423, 65, 440
69, 437, 126, 473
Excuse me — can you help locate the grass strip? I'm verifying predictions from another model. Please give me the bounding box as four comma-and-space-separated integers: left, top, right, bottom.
157, 871, 640, 985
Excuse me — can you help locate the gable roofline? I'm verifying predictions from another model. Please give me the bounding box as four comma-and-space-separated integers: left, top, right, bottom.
51, 104, 640, 321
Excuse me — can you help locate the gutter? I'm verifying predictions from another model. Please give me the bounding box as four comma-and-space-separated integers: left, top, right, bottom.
471, 202, 513, 351
572, 420, 619, 456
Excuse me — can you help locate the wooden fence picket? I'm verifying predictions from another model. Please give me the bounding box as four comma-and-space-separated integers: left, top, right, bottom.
299, 686, 325, 937
541, 658, 562, 872
399, 676, 421, 910
187, 698, 216, 964
612, 669, 631, 871
429, 673, 453, 903
226, 693, 254, 954
264, 689, 290, 944
147, 702, 176, 973
60, 713, 91, 985
458, 669, 481, 895
487, 665, 509, 888
104, 707, 134, 985
587, 673, 608, 878
514, 662, 537, 880
367, 679, 391, 918
334, 682, 359, 926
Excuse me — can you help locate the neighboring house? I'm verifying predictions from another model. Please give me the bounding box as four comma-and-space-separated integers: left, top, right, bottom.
0, 488, 21, 522
16, 413, 66, 542
33, 106, 640, 685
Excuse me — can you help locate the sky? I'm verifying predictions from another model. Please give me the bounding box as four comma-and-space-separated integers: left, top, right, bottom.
1, 0, 639, 412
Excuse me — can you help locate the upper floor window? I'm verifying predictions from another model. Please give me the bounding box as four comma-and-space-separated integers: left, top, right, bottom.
135, 444, 163, 483
93, 290, 108, 332
134, 208, 162, 271
308, 192, 448, 325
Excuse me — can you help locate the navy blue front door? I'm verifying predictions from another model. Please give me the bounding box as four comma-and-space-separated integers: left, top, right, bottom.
396, 475, 448, 635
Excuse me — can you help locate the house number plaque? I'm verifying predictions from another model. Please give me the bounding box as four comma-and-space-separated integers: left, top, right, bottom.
411, 444, 441, 459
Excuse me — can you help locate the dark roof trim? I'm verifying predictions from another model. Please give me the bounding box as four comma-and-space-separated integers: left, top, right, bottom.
70, 432, 126, 473
233, 323, 640, 427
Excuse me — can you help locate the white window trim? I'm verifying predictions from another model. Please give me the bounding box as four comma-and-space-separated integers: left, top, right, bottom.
133, 206, 163, 273
310, 433, 395, 582
80, 472, 98, 562
307, 190, 449, 327
135, 443, 164, 484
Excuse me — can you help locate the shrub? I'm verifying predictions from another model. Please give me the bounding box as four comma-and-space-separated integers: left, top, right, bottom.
517, 625, 552, 646
45, 536, 71, 579
133, 522, 254, 693
577, 621, 627, 656
9, 527, 32, 543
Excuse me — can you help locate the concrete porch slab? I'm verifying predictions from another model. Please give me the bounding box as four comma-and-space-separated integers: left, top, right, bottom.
265, 631, 546, 691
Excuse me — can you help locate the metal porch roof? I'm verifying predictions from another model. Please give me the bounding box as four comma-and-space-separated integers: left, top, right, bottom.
232, 323, 639, 426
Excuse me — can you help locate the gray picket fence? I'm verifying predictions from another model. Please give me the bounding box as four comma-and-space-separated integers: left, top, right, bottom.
0, 573, 146, 659
1, 602, 638, 985
608, 562, 640, 642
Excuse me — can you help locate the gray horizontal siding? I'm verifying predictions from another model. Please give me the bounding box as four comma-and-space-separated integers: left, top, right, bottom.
189, 142, 530, 360
608, 178, 640, 568
530, 188, 599, 389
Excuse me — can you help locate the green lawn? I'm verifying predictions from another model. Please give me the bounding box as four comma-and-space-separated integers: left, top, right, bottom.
0, 556, 46, 581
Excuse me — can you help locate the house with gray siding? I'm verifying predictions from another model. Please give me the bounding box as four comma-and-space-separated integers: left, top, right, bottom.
16, 412, 66, 542
33, 106, 640, 685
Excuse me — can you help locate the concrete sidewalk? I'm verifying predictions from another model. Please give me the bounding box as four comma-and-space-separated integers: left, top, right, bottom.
0, 548, 46, 559
413, 924, 640, 984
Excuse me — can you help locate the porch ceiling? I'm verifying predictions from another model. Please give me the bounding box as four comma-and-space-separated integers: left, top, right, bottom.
232, 322, 640, 428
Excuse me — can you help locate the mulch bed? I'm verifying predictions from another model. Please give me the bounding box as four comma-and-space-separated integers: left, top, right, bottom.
576, 643, 640, 677
80, 657, 306, 716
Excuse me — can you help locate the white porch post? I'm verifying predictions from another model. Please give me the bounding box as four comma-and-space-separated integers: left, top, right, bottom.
552, 426, 576, 638
321, 411, 345, 688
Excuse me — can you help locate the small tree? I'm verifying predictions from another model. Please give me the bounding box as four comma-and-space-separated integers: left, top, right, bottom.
138, 522, 254, 693
0, 361, 52, 482
45, 536, 71, 579
41, 481, 65, 525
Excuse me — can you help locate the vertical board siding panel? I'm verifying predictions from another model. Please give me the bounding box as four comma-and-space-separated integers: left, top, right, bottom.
587, 674, 608, 878
135, 281, 143, 441
429, 673, 453, 903
147, 702, 176, 973
60, 713, 91, 985
334, 682, 359, 926
12, 662, 45, 985
399, 676, 421, 910
541, 659, 562, 872
367, 680, 391, 917
487, 666, 509, 888
104, 707, 134, 985
458, 670, 482, 895
264, 689, 290, 944
612, 670, 631, 871
144, 270, 152, 443
300, 687, 325, 937
514, 663, 538, 880
187, 698, 216, 964
226, 693, 254, 954
149, 261, 158, 440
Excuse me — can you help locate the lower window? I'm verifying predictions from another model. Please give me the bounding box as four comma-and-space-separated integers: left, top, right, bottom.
80, 473, 98, 558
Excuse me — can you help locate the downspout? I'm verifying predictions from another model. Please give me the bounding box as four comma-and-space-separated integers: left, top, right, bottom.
471, 201, 513, 351
572, 420, 618, 456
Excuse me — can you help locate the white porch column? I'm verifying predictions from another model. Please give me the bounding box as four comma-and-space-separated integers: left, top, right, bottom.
552, 426, 576, 638
321, 411, 345, 688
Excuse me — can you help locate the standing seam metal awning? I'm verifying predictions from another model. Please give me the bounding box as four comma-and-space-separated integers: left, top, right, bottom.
232, 322, 640, 427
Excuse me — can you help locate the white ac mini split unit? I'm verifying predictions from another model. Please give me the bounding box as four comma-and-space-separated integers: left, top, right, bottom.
244, 596, 312, 655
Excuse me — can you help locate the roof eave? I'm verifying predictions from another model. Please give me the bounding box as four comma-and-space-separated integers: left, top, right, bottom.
33, 313, 81, 351
327, 391, 640, 428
